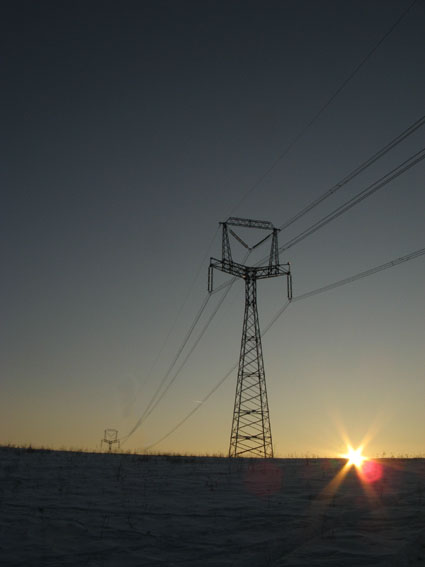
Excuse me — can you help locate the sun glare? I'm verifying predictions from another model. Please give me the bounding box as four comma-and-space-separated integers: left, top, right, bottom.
344, 446, 365, 468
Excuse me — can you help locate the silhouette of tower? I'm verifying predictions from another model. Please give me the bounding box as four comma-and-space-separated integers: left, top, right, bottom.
101, 429, 120, 452
209, 218, 292, 458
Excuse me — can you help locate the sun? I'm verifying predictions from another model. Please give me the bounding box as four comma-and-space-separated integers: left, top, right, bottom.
344, 446, 366, 468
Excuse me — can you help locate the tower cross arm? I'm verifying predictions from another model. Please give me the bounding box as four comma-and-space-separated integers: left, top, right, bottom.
209, 258, 291, 280
226, 217, 274, 230
250, 263, 291, 279
209, 258, 247, 279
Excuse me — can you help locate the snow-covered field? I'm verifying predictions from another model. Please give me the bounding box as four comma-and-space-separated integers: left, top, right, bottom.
0, 448, 424, 566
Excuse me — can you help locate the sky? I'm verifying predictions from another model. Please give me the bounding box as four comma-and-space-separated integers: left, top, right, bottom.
2, 0, 425, 457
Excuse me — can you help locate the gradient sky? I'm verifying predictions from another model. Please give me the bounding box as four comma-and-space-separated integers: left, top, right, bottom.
2, 0, 425, 456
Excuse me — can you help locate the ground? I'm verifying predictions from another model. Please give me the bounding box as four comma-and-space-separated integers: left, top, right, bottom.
0, 448, 424, 566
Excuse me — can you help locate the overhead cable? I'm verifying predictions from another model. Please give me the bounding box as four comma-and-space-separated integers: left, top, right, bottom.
278, 112, 425, 232
274, 146, 425, 257
121, 293, 211, 442
144, 244, 425, 450
293, 246, 425, 303
140, 226, 221, 389
227, 0, 419, 216
144, 360, 239, 451
133, 275, 237, 430
121, 228, 221, 443
211, 145, 425, 296
122, 250, 251, 443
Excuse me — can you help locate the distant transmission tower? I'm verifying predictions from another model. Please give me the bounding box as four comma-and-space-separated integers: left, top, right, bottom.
101, 429, 120, 452
209, 218, 292, 458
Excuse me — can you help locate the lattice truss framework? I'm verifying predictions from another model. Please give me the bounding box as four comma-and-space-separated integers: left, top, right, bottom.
231, 276, 272, 457
101, 429, 120, 452
209, 217, 292, 458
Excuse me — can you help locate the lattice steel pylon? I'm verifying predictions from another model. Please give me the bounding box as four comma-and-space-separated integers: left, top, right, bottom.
101, 429, 120, 452
208, 217, 292, 458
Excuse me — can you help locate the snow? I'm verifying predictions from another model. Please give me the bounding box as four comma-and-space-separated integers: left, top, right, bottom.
0, 448, 424, 566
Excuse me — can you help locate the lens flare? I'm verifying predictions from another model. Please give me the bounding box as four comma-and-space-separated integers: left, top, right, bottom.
360, 459, 383, 483
344, 446, 365, 468
328, 427, 386, 506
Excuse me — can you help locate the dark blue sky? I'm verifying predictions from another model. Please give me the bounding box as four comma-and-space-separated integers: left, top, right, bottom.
2, 0, 424, 454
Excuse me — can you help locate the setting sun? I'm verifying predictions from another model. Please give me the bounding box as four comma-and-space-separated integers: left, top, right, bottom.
344, 446, 366, 468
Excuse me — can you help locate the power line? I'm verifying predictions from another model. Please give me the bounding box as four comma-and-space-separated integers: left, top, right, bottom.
140, 227, 220, 388
227, 0, 419, 216
261, 300, 292, 336
144, 244, 425, 450
138, 122, 425, 434
121, 228, 221, 443
274, 146, 425, 256
293, 246, 425, 303
132, 275, 237, 431
278, 112, 425, 232
249, 112, 425, 252
211, 144, 425, 296
144, 361, 239, 451
121, 293, 211, 442
127, 0, 423, 442
138, 115, 425, 412
122, 250, 252, 443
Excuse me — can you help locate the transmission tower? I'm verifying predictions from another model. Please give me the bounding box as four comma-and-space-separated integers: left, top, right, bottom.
208, 217, 292, 458
101, 429, 120, 452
